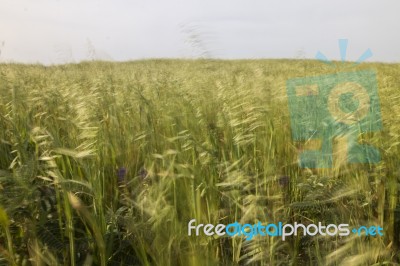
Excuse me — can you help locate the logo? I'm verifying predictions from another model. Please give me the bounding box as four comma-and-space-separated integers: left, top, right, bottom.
188, 220, 384, 241
286, 39, 382, 168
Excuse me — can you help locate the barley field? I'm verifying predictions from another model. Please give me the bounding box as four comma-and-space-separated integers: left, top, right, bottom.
0, 59, 399, 265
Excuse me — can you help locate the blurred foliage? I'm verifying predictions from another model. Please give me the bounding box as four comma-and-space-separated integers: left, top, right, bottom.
0, 59, 399, 265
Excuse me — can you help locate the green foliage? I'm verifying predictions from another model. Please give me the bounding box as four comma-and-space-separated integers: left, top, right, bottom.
0, 59, 399, 265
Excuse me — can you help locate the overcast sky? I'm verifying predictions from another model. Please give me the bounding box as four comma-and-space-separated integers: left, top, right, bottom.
1, 0, 399, 64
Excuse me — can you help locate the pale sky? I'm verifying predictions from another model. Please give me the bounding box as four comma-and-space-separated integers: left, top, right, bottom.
1, 0, 399, 64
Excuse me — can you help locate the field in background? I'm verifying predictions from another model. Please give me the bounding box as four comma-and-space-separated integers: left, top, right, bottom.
0, 59, 399, 265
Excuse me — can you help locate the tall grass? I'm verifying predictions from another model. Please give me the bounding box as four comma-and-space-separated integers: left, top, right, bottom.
0, 59, 399, 265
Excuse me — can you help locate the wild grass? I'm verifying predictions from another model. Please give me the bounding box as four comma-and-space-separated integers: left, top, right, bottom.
0, 59, 399, 265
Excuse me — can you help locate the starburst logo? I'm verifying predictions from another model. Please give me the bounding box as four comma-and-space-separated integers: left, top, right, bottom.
287, 39, 382, 168
316, 39, 373, 66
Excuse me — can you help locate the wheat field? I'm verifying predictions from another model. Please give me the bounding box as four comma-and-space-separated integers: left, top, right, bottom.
0, 59, 399, 265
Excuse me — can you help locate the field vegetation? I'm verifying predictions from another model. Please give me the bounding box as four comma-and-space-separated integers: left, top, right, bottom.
0, 59, 399, 265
